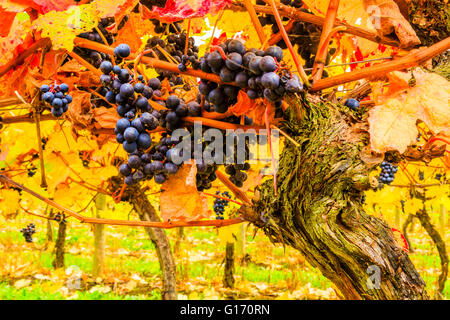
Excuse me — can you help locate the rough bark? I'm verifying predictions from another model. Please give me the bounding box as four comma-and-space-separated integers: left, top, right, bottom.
53, 220, 67, 269
247, 96, 429, 300
223, 242, 235, 289
402, 214, 415, 254
109, 176, 177, 300
416, 209, 448, 298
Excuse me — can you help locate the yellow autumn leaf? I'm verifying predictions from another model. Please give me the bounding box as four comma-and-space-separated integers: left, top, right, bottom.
0, 189, 20, 217
403, 198, 423, 215
369, 70, 450, 154
407, 71, 450, 135
368, 98, 418, 153
33, 4, 98, 51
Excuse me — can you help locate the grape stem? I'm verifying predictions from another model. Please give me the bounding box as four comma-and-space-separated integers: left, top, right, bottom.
312, 0, 341, 84
268, 20, 295, 47
267, 0, 309, 86
312, 37, 450, 91
0, 38, 51, 77
202, 192, 244, 206
74, 37, 235, 86
67, 50, 103, 77
215, 170, 252, 205
0, 174, 245, 229
243, 0, 267, 46
265, 106, 277, 195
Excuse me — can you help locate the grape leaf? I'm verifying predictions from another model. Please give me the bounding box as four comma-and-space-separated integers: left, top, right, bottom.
33, 3, 98, 51
146, 0, 232, 23
160, 160, 211, 221
92, 107, 121, 130
0, 189, 21, 218
228, 91, 274, 126
114, 12, 156, 52
0, 8, 17, 37
369, 69, 450, 154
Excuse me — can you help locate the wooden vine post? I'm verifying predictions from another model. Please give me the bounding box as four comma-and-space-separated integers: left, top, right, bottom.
92, 194, 106, 277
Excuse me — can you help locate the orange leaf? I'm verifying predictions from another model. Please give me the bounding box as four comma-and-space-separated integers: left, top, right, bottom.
114, 12, 156, 52
160, 160, 211, 222
228, 90, 276, 126
93, 107, 121, 129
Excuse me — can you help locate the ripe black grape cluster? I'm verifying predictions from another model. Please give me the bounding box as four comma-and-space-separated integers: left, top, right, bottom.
150, 19, 183, 35
54, 212, 67, 223
378, 161, 398, 185
225, 163, 250, 188
144, 33, 198, 87
101, 43, 210, 186
40, 83, 72, 117
27, 164, 37, 177
76, 17, 124, 68
213, 191, 231, 220
20, 223, 36, 243
198, 40, 303, 114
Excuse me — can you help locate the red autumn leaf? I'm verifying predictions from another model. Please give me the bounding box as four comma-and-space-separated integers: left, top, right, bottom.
146, 0, 232, 23
211, 32, 227, 47
3, 0, 76, 14
0, 8, 17, 37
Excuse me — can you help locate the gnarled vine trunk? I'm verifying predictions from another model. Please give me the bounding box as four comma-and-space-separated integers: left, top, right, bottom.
247, 96, 429, 299
109, 177, 177, 300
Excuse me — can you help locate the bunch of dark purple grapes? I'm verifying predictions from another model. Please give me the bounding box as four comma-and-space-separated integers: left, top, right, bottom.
54, 212, 67, 223
198, 39, 303, 114
76, 18, 118, 68
40, 83, 72, 117
214, 191, 231, 220
20, 223, 36, 243
150, 19, 183, 34
378, 161, 398, 186
144, 33, 199, 87
102, 43, 214, 186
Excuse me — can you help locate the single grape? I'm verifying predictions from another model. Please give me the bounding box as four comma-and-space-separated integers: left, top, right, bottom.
123, 141, 137, 153
227, 39, 245, 55
100, 61, 113, 74
120, 83, 134, 98
137, 133, 151, 149
225, 52, 243, 70
259, 56, 277, 72
114, 43, 131, 58
124, 127, 139, 142
261, 72, 280, 89
119, 163, 132, 176
154, 173, 167, 184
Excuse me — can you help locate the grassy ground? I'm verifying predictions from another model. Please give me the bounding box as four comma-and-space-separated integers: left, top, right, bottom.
0, 213, 448, 300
